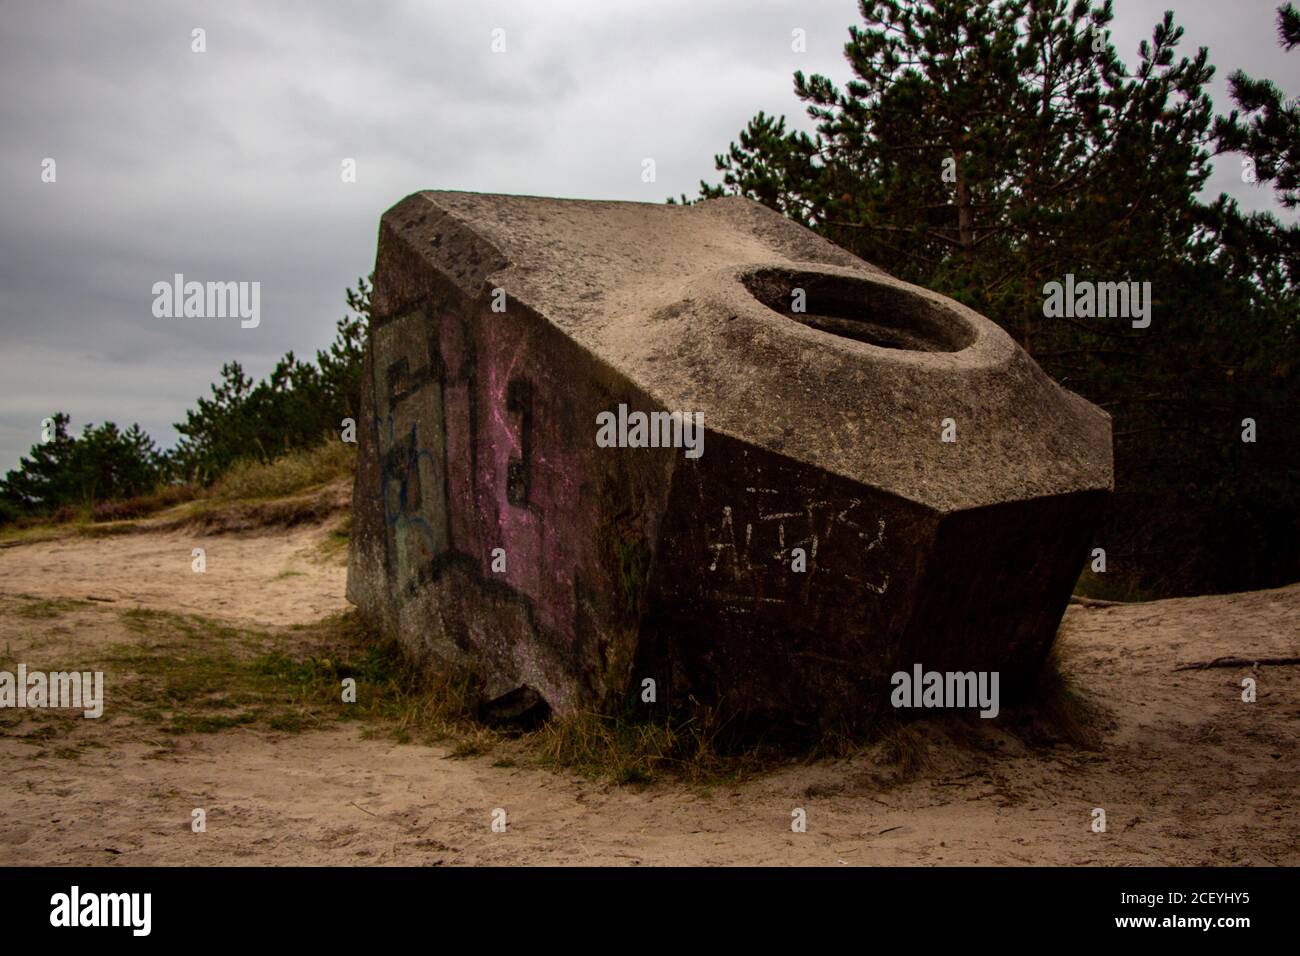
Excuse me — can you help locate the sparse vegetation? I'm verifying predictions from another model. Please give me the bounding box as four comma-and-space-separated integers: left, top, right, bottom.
532, 709, 714, 784
0, 593, 1105, 783
318, 515, 352, 559
0, 437, 355, 543
89, 484, 200, 523
101, 610, 410, 738
13, 596, 94, 619
206, 439, 355, 503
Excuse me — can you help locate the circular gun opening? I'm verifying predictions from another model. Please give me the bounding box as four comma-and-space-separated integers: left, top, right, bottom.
743, 268, 976, 353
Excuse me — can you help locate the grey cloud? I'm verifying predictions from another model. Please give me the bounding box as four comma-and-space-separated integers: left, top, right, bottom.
0, 0, 1292, 476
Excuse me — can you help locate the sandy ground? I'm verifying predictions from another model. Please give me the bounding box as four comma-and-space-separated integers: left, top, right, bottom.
0, 521, 1296, 866
0, 525, 347, 627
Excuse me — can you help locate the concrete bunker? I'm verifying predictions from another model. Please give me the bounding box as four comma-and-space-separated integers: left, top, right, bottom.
742, 267, 977, 353
346, 190, 1114, 733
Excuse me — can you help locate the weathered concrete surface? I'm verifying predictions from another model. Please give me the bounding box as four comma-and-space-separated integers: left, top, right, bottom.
347, 190, 1113, 731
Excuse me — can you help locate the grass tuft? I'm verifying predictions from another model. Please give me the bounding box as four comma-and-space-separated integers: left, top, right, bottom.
1019, 644, 1106, 749
208, 441, 355, 502
531, 708, 729, 784
14, 597, 94, 619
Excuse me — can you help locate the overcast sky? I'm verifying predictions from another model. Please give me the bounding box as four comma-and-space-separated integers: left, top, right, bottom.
1, 0, 1294, 475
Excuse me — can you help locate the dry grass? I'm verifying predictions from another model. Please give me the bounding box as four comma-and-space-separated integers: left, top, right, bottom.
0, 440, 354, 543
1017, 643, 1107, 749
531, 706, 733, 784
90, 485, 200, 522
2, 588, 1103, 786
167, 441, 356, 533
208, 441, 355, 502
179, 483, 350, 534
0, 486, 201, 546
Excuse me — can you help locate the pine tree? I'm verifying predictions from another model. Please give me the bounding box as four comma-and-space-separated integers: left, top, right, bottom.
700, 0, 1299, 595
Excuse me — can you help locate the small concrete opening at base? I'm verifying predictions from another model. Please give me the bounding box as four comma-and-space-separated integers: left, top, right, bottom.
743, 268, 976, 353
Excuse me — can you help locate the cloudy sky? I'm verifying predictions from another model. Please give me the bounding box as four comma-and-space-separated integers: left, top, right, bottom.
1, 0, 1294, 475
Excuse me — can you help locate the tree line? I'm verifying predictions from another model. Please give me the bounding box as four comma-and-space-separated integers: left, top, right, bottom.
679, 0, 1298, 597
0, 278, 371, 524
